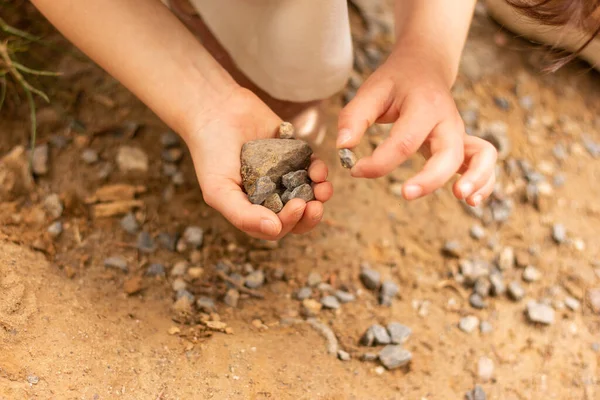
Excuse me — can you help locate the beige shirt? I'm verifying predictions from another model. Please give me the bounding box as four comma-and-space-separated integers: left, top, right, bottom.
188, 0, 354, 102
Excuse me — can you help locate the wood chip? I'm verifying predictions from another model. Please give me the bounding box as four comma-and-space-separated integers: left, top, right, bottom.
92, 200, 144, 218
85, 184, 146, 204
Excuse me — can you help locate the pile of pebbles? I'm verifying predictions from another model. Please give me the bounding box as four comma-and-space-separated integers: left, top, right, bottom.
240, 122, 315, 213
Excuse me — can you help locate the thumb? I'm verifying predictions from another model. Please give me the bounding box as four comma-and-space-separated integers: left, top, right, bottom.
337, 82, 394, 149
202, 178, 282, 239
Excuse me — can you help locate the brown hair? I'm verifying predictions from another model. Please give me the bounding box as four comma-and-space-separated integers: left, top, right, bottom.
507, 0, 600, 71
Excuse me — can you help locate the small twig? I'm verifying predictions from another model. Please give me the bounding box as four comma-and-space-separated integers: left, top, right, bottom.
215, 271, 265, 299
0, 17, 41, 42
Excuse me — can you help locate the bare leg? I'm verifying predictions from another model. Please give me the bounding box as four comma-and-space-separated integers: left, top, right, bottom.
168, 0, 327, 143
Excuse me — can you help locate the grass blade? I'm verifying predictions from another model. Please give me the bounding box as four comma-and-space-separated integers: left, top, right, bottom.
13, 61, 62, 77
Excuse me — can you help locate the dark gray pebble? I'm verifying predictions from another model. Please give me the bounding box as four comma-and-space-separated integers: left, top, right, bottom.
263, 193, 283, 213
248, 176, 276, 205
469, 293, 487, 309
196, 297, 216, 312
120, 213, 139, 234
290, 183, 315, 202
335, 290, 356, 303
387, 323, 412, 344
338, 149, 358, 169
378, 345, 412, 370
359, 267, 381, 290
321, 295, 341, 310
136, 231, 155, 253
282, 170, 310, 190
146, 263, 165, 277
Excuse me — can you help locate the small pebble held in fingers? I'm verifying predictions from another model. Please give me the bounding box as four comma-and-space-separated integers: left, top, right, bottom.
289, 183, 315, 202
262, 193, 283, 213
338, 148, 357, 169
278, 121, 295, 139
248, 176, 277, 205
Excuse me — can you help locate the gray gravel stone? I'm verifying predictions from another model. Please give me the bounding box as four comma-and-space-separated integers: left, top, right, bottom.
527, 301, 555, 325
320, 295, 341, 310
145, 263, 165, 277
469, 293, 487, 309
459, 316, 479, 333
477, 356, 494, 382
379, 280, 399, 306
281, 189, 293, 204
248, 176, 277, 204
359, 267, 381, 290
335, 290, 356, 303
282, 170, 309, 190
361, 353, 378, 362
81, 148, 99, 164
378, 345, 412, 370
224, 288, 240, 307
171, 278, 187, 292
307, 272, 322, 287
47, 221, 63, 239
116, 146, 148, 173
470, 224, 485, 240
176, 289, 194, 302
289, 183, 315, 202
296, 287, 313, 300
360, 324, 391, 346
442, 241, 462, 258
508, 281, 525, 301
460, 260, 491, 286
43, 194, 63, 220
27, 374, 39, 385
480, 321, 493, 334
136, 231, 155, 253
104, 256, 128, 272
183, 226, 204, 248
474, 277, 491, 297
522, 265, 541, 282
32, 144, 49, 175
489, 273, 506, 296
120, 213, 139, 234
338, 148, 358, 169
162, 163, 178, 177
387, 323, 411, 344
564, 296, 581, 311
497, 247, 514, 270
161, 131, 180, 147
337, 350, 351, 361
552, 223, 567, 244
245, 270, 265, 289
161, 148, 183, 163
171, 261, 188, 277
157, 232, 177, 252
465, 385, 487, 400
263, 193, 283, 213
196, 296, 216, 312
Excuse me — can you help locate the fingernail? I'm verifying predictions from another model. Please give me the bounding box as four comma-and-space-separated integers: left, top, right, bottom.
472, 194, 483, 206
459, 181, 474, 198
260, 219, 279, 236
403, 184, 423, 199
337, 129, 352, 147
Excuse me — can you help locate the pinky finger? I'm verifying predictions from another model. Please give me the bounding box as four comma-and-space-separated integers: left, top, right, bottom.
466, 174, 495, 207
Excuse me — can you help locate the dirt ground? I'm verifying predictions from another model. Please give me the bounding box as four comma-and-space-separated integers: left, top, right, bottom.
1, 1, 600, 399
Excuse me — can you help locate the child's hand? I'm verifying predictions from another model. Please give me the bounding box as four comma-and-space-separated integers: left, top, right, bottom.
336, 49, 497, 207
184, 88, 333, 240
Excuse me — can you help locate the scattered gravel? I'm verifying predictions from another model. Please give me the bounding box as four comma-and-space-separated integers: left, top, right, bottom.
387, 323, 411, 344
47, 221, 63, 239
120, 213, 139, 234
296, 287, 313, 301
360, 324, 391, 346
552, 223, 567, 244
43, 194, 63, 220
116, 146, 148, 173
508, 281, 525, 301
459, 316, 480, 333
307, 272, 322, 287
564, 296, 581, 311
470, 224, 485, 240
359, 266, 381, 290
104, 256, 128, 272
489, 273, 506, 296
171, 261, 188, 277
171, 278, 187, 292
81, 148, 99, 164
378, 345, 412, 370
497, 247, 514, 270
337, 350, 351, 361
161, 131, 180, 147
361, 353, 378, 362
335, 290, 356, 303
480, 321, 493, 334
522, 266, 541, 282
196, 297, 216, 312
224, 289, 240, 308
379, 280, 399, 306
27, 374, 39, 385
527, 301, 555, 325
465, 385, 487, 400
32, 144, 49, 176
320, 295, 341, 310
157, 232, 177, 252
302, 299, 322, 317
474, 277, 491, 297
442, 241, 462, 258
176, 289, 194, 303
469, 293, 487, 309
145, 263, 165, 277
245, 270, 265, 289
136, 231, 155, 253
477, 356, 494, 382
183, 226, 204, 248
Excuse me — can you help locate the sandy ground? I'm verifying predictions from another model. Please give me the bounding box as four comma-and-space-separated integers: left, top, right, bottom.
1, 1, 599, 399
